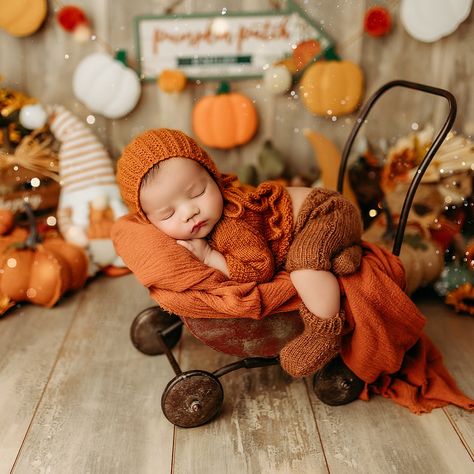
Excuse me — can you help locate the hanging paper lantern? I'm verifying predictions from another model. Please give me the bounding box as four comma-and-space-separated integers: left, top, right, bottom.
364, 6, 392, 37
299, 60, 364, 116
73, 52, 141, 119
56, 5, 91, 42
263, 65, 292, 95
400, 0, 472, 42
0, 0, 47, 37
192, 82, 258, 149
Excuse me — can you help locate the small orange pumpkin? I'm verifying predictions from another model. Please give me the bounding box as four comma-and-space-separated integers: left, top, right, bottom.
0, 209, 15, 235
0, 205, 89, 307
299, 60, 364, 116
192, 82, 259, 149
158, 69, 187, 93
0, 0, 47, 37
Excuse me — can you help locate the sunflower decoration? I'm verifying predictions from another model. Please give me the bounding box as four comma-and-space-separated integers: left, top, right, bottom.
445, 283, 474, 316
0, 84, 60, 218
0, 87, 36, 147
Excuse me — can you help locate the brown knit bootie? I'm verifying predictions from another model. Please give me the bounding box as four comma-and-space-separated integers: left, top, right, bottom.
279, 304, 345, 378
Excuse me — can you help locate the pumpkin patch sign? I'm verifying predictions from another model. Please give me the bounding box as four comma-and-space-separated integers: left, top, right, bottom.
135, 1, 333, 80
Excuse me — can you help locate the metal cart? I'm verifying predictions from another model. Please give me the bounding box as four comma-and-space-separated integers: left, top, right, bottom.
130, 80, 457, 428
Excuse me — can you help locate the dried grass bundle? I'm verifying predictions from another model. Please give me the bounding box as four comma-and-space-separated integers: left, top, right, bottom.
0, 130, 59, 181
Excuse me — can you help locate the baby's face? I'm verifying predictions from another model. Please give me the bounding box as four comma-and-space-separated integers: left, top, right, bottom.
139, 157, 224, 240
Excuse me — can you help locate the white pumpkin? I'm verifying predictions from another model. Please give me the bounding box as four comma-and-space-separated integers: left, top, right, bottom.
263, 65, 292, 95
73, 52, 141, 119
400, 0, 472, 42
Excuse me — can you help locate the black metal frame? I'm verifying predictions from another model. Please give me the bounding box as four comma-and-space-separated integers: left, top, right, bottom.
144, 80, 459, 419
156, 320, 280, 381
337, 79, 457, 256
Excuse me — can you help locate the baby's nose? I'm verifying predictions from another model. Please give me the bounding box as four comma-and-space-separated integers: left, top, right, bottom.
183, 205, 199, 221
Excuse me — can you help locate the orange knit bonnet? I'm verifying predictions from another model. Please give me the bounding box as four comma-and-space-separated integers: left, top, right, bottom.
116, 128, 224, 220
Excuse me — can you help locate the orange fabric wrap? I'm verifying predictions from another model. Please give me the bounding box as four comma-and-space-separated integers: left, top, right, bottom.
112, 216, 474, 413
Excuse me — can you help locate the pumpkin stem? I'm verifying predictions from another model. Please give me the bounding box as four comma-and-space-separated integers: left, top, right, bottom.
114, 49, 127, 66
23, 202, 41, 249
217, 81, 231, 95
323, 47, 340, 61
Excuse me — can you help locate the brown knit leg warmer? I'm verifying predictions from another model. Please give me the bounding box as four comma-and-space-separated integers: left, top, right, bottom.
285, 188, 363, 276
332, 245, 362, 275
279, 303, 345, 378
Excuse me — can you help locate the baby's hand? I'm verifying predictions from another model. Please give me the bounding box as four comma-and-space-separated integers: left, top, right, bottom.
176, 238, 212, 263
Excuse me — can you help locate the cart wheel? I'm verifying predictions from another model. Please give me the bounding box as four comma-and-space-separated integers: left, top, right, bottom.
161, 370, 224, 428
313, 356, 364, 406
130, 306, 182, 355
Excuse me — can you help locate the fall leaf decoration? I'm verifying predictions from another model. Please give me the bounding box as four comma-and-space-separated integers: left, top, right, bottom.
445, 283, 474, 316
0, 204, 88, 308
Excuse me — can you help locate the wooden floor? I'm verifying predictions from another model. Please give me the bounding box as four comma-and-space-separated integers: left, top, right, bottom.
1, 274, 473, 474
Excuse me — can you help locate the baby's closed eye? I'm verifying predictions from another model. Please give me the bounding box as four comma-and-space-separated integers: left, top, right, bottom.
161, 210, 174, 220
191, 187, 206, 198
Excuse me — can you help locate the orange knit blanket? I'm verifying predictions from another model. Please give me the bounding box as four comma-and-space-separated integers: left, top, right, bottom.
112, 214, 474, 413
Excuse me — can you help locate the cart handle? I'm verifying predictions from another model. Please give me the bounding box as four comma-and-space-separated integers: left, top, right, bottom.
337, 79, 457, 256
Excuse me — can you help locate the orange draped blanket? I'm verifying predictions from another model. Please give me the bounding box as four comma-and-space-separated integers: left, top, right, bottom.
112, 214, 474, 414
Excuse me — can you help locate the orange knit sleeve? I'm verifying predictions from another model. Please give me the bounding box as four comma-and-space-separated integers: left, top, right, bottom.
210, 217, 275, 284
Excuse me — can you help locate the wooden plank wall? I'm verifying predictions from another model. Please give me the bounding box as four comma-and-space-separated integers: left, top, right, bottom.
0, 0, 473, 181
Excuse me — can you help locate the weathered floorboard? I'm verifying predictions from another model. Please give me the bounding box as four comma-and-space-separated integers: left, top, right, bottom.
172, 328, 328, 474
305, 291, 474, 474
415, 292, 474, 461
12, 275, 175, 474
0, 295, 83, 474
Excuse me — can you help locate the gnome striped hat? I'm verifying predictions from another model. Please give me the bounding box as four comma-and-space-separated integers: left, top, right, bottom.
116, 128, 222, 220
49, 105, 117, 193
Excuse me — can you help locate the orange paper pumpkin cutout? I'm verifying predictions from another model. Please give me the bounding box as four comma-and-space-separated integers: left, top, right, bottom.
0, 0, 47, 37
299, 60, 364, 116
192, 82, 258, 149
158, 70, 187, 93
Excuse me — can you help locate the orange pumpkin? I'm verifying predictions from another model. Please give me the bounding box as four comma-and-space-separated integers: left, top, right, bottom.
158, 69, 187, 93
192, 82, 258, 149
0, 209, 15, 235
0, 205, 88, 307
299, 60, 364, 116
0, 0, 47, 37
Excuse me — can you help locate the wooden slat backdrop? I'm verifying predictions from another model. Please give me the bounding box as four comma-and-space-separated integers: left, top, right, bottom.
1, 0, 472, 180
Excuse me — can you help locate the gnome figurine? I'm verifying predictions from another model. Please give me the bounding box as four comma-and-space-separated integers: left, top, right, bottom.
48, 105, 128, 272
